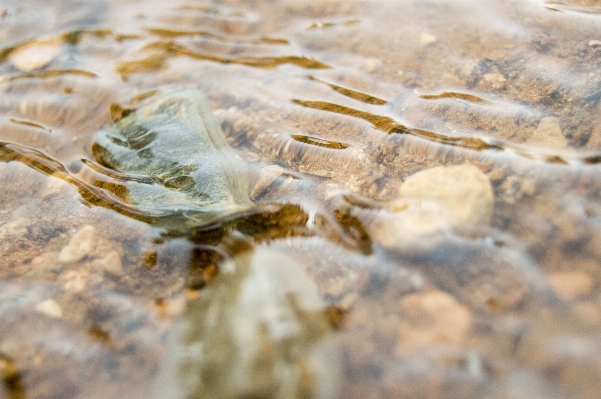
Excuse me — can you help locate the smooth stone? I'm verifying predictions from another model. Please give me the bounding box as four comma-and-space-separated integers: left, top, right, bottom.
151, 248, 341, 399
589, 40, 601, 47
58, 225, 97, 264
368, 199, 454, 254
420, 32, 437, 45
35, 299, 63, 319
548, 271, 594, 301
398, 164, 494, 228
526, 117, 568, 149
94, 89, 253, 229
92, 251, 124, 277
396, 290, 472, 356
8, 39, 62, 72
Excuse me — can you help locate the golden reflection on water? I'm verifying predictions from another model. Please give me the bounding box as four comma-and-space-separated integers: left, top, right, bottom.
1, 0, 601, 398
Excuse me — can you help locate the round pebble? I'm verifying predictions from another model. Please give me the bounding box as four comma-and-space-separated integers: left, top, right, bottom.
58, 225, 97, 264
399, 164, 494, 227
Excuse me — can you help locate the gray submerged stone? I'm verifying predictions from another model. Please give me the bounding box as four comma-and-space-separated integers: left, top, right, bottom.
151, 248, 341, 399
94, 89, 253, 227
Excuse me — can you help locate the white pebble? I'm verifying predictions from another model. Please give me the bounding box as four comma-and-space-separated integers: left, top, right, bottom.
8, 39, 62, 72
35, 299, 63, 319
420, 32, 437, 45
589, 40, 601, 47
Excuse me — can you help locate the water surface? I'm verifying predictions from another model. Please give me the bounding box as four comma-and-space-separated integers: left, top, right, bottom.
1, 0, 601, 398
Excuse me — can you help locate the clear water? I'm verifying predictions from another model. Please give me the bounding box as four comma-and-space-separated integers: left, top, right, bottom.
1, 0, 601, 398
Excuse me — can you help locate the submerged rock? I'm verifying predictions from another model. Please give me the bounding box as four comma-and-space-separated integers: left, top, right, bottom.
526, 117, 568, 149
399, 164, 494, 228
58, 225, 97, 264
151, 248, 341, 399
396, 290, 472, 356
8, 38, 62, 72
548, 271, 594, 301
93, 89, 253, 228
367, 164, 494, 253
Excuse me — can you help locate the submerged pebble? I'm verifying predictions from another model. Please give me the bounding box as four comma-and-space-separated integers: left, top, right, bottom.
35, 298, 63, 319
396, 290, 472, 356
548, 271, 594, 301
92, 251, 124, 278
152, 248, 341, 399
8, 38, 62, 72
58, 225, 97, 264
526, 117, 568, 149
368, 164, 494, 253
368, 199, 453, 253
399, 164, 494, 228
93, 89, 253, 228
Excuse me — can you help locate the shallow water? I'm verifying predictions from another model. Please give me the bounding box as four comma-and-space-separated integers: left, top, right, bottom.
1, 0, 601, 398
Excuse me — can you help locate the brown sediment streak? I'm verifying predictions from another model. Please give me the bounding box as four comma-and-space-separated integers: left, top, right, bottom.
0, 69, 97, 83
61, 29, 113, 44
0, 30, 110, 61
80, 158, 157, 184
291, 134, 349, 149
307, 76, 387, 105
0, 353, 25, 399
291, 99, 601, 165
307, 19, 359, 30
419, 91, 487, 104
176, 5, 248, 18
584, 155, 601, 164
0, 141, 163, 223
292, 99, 504, 152
544, 1, 601, 14
0, 47, 13, 64
118, 41, 330, 75
8, 118, 51, 132
174, 44, 330, 69
146, 28, 289, 45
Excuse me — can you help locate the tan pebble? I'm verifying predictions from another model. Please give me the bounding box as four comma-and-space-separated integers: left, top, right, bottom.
396, 290, 471, 355
8, 39, 62, 72
420, 32, 437, 45
369, 199, 452, 253
399, 164, 494, 227
63, 270, 88, 292
548, 271, 594, 301
92, 251, 124, 277
589, 40, 601, 47
526, 117, 568, 149
35, 299, 63, 319
30, 256, 44, 267
58, 225, 97, 264
483, 72, 507, 89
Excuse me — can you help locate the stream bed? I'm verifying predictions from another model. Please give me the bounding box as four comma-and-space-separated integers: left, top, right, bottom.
1, 0, 601, 398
